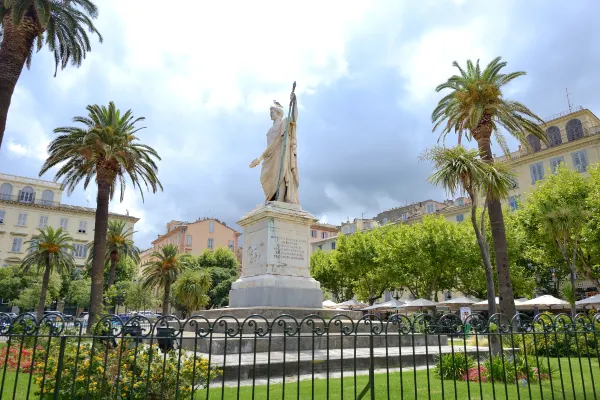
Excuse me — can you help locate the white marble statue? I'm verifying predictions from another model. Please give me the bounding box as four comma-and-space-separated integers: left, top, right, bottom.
249, 90, 299, 204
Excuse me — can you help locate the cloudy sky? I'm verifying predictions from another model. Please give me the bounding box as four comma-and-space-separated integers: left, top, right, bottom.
2, 0, 599, 248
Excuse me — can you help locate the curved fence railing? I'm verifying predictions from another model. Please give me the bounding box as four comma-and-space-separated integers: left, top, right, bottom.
0, 311, 598, 399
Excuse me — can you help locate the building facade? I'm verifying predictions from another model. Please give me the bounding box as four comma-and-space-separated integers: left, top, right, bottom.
309, 222, 339, 254
0, 173, 138, 269
148, 218, 241, 257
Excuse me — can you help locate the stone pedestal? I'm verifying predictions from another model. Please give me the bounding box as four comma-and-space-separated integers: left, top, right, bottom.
229, 201, 323, 308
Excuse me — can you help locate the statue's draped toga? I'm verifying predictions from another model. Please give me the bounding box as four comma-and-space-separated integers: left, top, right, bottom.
250, 90, 299, 204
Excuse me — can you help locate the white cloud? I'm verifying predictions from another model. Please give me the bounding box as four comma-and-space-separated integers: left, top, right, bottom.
90, 0, 374, 114
395, 16, 509, 104
4, 87, 50, 160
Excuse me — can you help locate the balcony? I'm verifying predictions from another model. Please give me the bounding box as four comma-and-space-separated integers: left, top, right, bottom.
495, 124, 600, 163
0, 194, 60, 207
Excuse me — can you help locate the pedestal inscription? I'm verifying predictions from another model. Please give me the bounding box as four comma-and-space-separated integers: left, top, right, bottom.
229, 201, 323, 308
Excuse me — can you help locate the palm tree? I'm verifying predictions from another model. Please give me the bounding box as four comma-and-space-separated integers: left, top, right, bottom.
424, 145, 514, 317
173, 269, 212, 316
432, 57, 546, 317
40, 102, 163, 332
87, 219, 139, 289
22, 227, 75, 319
0, 0, 102, 149
142, 244, 183, 316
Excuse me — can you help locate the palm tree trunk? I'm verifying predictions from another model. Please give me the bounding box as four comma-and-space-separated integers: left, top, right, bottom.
0, 14, 38, 149
87, 179, 112, 333
107, 252, 119, 288
470, 205, 496, 316
477, 136, 517, 318
36, 255, 52, 320
163, 282, 171, 316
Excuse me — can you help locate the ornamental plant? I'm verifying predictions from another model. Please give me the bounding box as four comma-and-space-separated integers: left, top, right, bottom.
33, 339, 220, 399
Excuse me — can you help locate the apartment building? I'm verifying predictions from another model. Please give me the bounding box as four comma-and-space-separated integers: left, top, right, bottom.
0, 173, 138, 268
309, 222, 339, 254
148, 218, 241, 257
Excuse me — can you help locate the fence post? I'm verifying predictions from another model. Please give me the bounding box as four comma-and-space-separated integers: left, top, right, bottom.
369, 332, 375, 400
53, 336, 67, 400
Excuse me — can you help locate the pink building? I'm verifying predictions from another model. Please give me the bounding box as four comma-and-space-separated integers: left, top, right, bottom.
309, 222, 339, 254
148, 218, 241, 257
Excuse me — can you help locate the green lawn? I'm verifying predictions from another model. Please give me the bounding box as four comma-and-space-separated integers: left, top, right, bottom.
1, 357, 598, 399
196, 358, 600, 400
1, 370, 36, 400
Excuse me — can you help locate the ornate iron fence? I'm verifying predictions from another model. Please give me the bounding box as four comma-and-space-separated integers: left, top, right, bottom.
0, 311, 599, 399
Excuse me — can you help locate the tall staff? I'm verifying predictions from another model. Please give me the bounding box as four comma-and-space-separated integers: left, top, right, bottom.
275, 81, 297, 201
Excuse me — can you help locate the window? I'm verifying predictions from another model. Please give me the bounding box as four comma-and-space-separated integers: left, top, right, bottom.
311, 230, 317, 238
11, 237, 23, 252
456, 214, 464, 222
549, 156, 565, 174
364, 222, 371, 230
60, 218, 68, 230
228, 240, 234, 251
17, 213, 27, 226
209, 221, 214, 233
509, 196, 518, 211
572, 150, 589, 172
72, 244, 87, 258
0, 183, 12, 200
426, 203, 435, 214
321, 232, 327, 239
41, 190, 54, 205
457, 198, 464, 206
78, 220, 87, 233
530, 162, 544, 184
0, 210, 4, 224
546, 126, 562, 147
38, 215, 49, 228
331, 241, 336, 250
208, 238, 214, 249
401, 212, 408, 221
318, 245, 322, 250
186, 235, 192, 246
527, 134, 542, 152
383, 217, 388, 224
566, 119, 584, 141
19, 186, 34, 203
342, 226, 350, 234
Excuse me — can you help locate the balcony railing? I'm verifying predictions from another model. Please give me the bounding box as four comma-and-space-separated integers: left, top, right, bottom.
0, 194, 60, 207
496, 124, 600, 162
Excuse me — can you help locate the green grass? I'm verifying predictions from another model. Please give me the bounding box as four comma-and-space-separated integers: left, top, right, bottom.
195, 358, 600, 399
1, 370, 36, 400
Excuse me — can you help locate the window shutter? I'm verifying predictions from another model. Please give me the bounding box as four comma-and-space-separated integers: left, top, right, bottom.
572, 152, 582, 171
581, 151, 589, 170
530, 165, 536, 184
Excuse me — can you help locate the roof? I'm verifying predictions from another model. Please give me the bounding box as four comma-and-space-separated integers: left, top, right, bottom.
311, 222, 339, 231
0, 196, 139, 221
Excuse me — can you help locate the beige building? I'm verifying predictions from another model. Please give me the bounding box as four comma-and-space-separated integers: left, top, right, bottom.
147, 218, 241, 259
309, 222, 339, 254
0, 173, 138, 269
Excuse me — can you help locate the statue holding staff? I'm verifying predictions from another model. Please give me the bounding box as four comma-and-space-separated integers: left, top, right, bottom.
249, 82, 299, 204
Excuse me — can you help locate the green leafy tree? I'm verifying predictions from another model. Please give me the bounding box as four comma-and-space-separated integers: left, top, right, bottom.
424, 145, 515, 315
21, 227, 75, 318
40, 102, 163, 332
65, 278, 91, 315
0, 265, 26, 303
336, 229, 391, 305
142, 244, 182, 315
380, 216, 476, 301
103, 256, 138, 288
125, 282, 158, 312
581, 164, 600, 290
13, 272, 61, 312
172, 269, 212, 315
310, 250, 355, 302
181, 248, 239, 308
0, 0, 102, 148
525, 166, 590, 316
432, 57, 545, 317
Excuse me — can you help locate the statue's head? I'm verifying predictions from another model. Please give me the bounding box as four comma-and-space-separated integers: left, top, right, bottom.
270, 105, 284, 121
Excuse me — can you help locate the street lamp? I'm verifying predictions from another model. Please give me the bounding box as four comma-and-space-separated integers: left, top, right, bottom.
392, 287, 405, 300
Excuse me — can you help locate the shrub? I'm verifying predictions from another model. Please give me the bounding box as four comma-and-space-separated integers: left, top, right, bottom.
33, 339, 220, 399
435, 352, 474, 380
